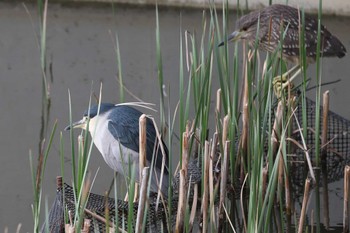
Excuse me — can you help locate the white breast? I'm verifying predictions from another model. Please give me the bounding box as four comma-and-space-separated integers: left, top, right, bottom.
88, 113, 140, 180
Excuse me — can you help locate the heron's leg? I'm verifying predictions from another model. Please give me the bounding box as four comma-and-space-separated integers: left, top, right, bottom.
272, 64, 301, 98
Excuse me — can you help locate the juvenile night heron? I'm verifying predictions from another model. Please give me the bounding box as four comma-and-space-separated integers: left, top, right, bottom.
219, 4, 347, 96
65, 103, 169, 196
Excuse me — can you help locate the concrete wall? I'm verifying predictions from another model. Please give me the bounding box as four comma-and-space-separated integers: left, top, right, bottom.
72, 0, 350, 16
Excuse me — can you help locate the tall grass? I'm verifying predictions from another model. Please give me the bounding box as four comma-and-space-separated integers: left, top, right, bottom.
32, 1, 328, 232
162, 1, 325, 232
30, 0, 51, 232
314, 1, 324, 233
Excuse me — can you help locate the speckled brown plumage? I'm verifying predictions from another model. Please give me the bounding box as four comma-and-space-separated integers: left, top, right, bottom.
225, 4, 346, 63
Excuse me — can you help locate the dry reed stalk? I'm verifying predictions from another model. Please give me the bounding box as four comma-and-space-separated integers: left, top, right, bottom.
321, 91, 329, 158
285, 97, 296, 217
272, 102, 284, 157
189, 184, 199, 231
209, 133, 218, 229
291, 107, 316, 182
175, 169, 186, 233
216, 89, 221, 133
216, 88, 221, 114
241, 61, 249, 161
182, 131, 189, 176
65, 224, 74, 233
135, 167, 150, 233
81, 219, 91, 233
278, 154, 284, 204
238, 60, 250, 186
208, 140, 216, 228
298, 178, 311, 233
133, 184, 139, 202
124, 192, 128, 202
344, 165, 350, 233
65, 211, 75, 233
222, 115, 230, 147
218, 141, 230, 233
175, 132, 189, 233
201, 141, 210, 233
211, 132, 218, 164
321, 91, 330, 229
139, 114, 147, 185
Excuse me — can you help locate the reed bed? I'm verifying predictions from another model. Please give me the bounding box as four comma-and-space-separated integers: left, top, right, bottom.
30, 0, 350, 233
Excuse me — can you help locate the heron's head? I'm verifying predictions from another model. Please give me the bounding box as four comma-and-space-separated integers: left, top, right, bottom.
65, 103, 115, 131
218, 11, 263, 47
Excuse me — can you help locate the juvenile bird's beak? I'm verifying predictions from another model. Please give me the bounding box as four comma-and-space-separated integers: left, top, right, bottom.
218, 30, 242, 47
64, 118, 87, 131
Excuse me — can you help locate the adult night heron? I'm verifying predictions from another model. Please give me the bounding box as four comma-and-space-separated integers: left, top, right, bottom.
65, 103, 169, 196
219, 4, 346, 96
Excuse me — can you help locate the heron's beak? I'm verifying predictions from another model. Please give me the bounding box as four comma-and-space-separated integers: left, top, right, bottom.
218, 30, 242, 47
64, 118, 87, 131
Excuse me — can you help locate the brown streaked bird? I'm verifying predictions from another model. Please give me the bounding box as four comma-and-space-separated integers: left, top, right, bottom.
219, 4, 346, 96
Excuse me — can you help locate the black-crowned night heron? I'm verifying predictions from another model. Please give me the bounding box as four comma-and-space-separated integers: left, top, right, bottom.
65, 103, 169, 196
219, 4, 347, 96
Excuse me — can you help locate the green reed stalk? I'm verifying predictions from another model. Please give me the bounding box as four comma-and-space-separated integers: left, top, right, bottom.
115, 33, 125, 103
31, 121, 57, 232
155, 4, 166, 135
314, 1, 323, 233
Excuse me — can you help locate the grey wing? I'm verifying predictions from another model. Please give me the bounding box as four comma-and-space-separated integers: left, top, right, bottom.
108, 116, 169, 174
108, 119, 140, 153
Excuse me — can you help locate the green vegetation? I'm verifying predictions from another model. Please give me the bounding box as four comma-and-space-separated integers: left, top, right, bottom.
31, 0, 333, 233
